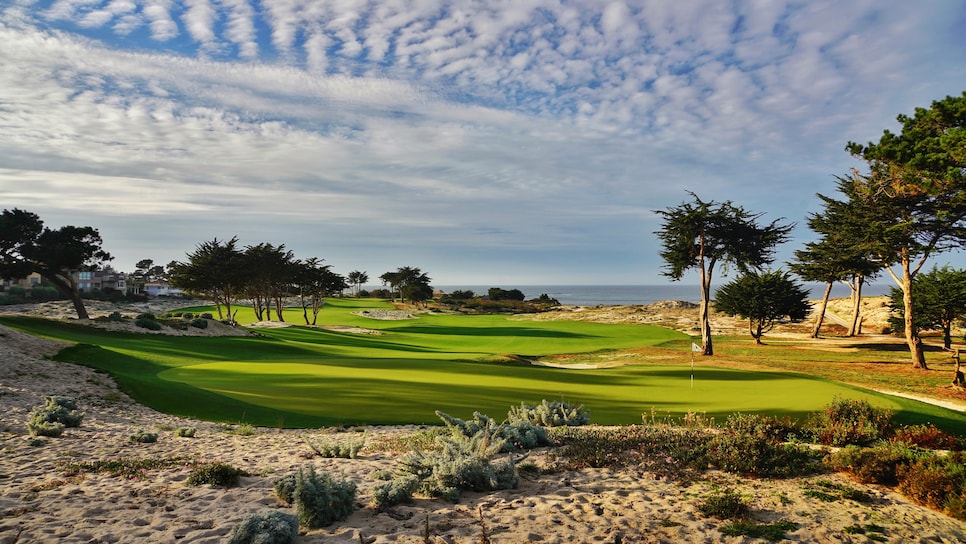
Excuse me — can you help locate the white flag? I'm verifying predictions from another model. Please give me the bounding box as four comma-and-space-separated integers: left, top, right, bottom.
692, 343, 702, 352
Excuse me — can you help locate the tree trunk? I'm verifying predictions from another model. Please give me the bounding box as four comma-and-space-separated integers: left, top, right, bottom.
902, 254, 928, 369
698, 250, 713, 356
300, 292, 311, 325
952, 350, 965, 387
45, 273, 89, 320
942, 321, 952, 350
67, 289, 89, 320
751, 320, 763, 344
274, 296, 285, 322
811, 282, 833, 338
846, 275, 864, 337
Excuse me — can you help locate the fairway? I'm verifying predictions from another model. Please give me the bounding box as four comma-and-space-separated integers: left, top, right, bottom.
4, 299, 966, 431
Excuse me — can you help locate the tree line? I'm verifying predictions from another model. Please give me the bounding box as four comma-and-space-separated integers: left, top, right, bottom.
657, 91, 966, 368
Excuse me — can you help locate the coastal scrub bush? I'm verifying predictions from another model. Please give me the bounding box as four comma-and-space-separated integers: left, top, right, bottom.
175, 427, 197, 438
129, 429, 159, 443
706, 414, 819, 478
891, 423, 963, 450
896, 453, 966, 518
135, 316, 162, 330
227, 510, 298, 544
806, 397, 892, 446
189, 318, 208, 329
507, 399, 590, 427
396, 425, 522, 502
27, 396, 84, 437
436, 410, 551, 452
370, 474, 420, 509
698, 488, 748, 519
548, 426, 648, 469
305, 433, 366, 459
136, 312, 156, 321
824, 442, 922, 485
273, 466, 357, 528
187, 462, 247, 488
200, 312, 213, 319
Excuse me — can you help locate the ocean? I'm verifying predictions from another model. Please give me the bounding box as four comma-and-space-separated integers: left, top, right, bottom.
431, 283, 895, 307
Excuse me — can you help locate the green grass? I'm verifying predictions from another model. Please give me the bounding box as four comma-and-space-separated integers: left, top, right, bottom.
4, 299, 966, 432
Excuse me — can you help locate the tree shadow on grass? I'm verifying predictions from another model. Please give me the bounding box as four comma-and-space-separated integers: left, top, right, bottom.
388, 325, 602, 339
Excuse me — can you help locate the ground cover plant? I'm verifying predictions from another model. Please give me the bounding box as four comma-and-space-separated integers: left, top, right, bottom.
4, 298, 966, 433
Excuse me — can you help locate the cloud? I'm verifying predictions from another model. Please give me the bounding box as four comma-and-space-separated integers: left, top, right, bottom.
2, 1, 965, 282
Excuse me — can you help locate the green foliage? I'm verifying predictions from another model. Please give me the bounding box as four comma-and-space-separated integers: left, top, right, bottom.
824, 442, 923, 485
187, 462, 247, 488
896, 454, 966, 518
713, 269, 811, 343
27, 396, 83, 437
843, 524, 888, 541
844, 93, 966, 366
189, 318, 208, 329
28, 285, 60, 302
370, 474, 420, 508
27, 420, 64, 437
507, 399, 589, 427
549, 426, 650, 470
305, 433, 366, 459
437, 410, 551, 452
892, 423, 963, 450
706, 429, 817, 478
135, 316, 162, 330
175, 427, 197, 438
63, 456, 191, 480
129, 429, 159, 443
274, 466, 356, 529
706, 413, 819, 478
227, 510, 299, 544
802, 479, 870, 503
698, 488, 748, 519
200, 312, 213, 319
224, 423, 257, 436
487, 288, 525, 301
136, 312, 156, 321
396, 426, 521, 502
719, 520, 798, 542
888, 266, 966, 348
806, 397, 893, 446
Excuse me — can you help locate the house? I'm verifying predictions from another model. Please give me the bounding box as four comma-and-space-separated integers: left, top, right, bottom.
144, 281, 184, 297
70, 269, 127, 293
2, 272, 43, 291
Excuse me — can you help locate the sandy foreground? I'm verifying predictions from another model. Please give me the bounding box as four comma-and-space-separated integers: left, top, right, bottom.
2, 301, 966, 543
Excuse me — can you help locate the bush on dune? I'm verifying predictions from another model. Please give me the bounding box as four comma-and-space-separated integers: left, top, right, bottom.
27, 396, 84, 437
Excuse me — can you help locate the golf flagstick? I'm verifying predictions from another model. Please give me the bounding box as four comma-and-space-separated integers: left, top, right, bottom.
690, 342, 701, 387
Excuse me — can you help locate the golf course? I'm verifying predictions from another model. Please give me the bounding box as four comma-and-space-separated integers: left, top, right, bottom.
3, 297, 965, 431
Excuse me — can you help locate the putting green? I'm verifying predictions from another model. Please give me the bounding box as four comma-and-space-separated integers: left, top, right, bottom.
156, 357, 903, 426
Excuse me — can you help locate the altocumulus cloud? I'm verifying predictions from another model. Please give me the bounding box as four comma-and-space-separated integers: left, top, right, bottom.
0, 1, 964, 284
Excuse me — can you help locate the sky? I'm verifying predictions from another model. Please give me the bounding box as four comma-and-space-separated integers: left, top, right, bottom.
2, 1, 965, 287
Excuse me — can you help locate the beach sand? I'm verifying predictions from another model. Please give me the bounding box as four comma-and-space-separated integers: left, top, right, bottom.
2, 302, 966, 543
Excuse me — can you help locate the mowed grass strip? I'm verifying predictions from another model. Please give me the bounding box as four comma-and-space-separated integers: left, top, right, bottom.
3, 299, 966, 431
